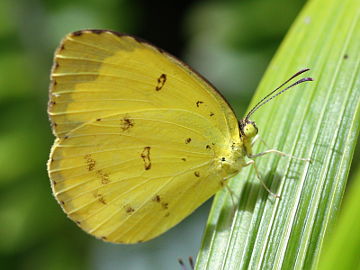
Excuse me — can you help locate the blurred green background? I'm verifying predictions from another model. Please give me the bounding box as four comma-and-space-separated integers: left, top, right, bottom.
4, 0, 352, 269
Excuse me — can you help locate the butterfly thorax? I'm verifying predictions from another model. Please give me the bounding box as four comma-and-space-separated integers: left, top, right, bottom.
215, 119, 258, 180
239, 119, 258, 157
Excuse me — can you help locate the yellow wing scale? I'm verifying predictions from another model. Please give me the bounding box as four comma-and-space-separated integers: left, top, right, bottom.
48, 30, 241, 243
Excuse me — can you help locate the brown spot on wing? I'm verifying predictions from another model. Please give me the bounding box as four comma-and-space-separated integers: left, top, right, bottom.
141, 147, 151, 170
181, 158, 186, 161
93, 190, 107, 204
120, 116, 135, 131
161, 202, 169, 209
72, 31, 83, 37
152, 195, 161, 202
84, 154, 96, 171
96, 170, 110, 184
91, 29, 103, 35
206, 145, 211, 149
125, 206, 135, 213
196, 101, 204, 107
98, 196, 107, 205
210, 112, 215, 116
156, 47, 165, 53
155, 73, 167, 91
194, 171, 200, 177
164, 212, 170, 217
185, 138, 191, 144
49, 100, 56, 112
134, 35, 146, 44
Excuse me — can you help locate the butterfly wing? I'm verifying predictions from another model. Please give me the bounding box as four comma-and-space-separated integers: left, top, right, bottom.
48, 30, 240, 243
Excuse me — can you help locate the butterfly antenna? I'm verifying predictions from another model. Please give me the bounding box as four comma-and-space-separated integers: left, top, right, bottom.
245, 69, 313, 120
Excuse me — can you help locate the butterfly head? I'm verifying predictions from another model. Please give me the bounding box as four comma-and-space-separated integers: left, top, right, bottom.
239, 119, 258, 139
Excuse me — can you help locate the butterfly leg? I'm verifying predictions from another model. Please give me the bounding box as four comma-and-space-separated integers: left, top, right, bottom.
251, 135, 260, 146
249, 149, 311, 162
251, 135, 311, 162
252, 134, 269, 147
251, 134, 269, 147
244, 159, 280, 198
223, 182, 238, 208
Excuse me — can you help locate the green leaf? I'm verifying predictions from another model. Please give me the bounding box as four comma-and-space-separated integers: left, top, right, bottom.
195, 0, 360, 269
318, 166, 360, 270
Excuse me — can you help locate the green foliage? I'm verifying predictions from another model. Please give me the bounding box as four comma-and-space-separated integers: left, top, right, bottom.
196, 0, 360, 269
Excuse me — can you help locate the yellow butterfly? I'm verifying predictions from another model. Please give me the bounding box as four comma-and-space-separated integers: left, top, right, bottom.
47, 29, 312, 244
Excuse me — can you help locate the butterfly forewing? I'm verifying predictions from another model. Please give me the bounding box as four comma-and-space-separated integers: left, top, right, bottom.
48, 30, 240, 243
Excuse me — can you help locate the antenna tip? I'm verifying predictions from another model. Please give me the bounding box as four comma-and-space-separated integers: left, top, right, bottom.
298, 68, 310, 73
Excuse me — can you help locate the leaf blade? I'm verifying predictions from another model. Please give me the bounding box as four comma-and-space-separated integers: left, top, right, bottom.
196, 0, 360, 269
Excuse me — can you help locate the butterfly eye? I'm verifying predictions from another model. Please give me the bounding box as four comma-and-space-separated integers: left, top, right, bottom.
244, 121, 258, 138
